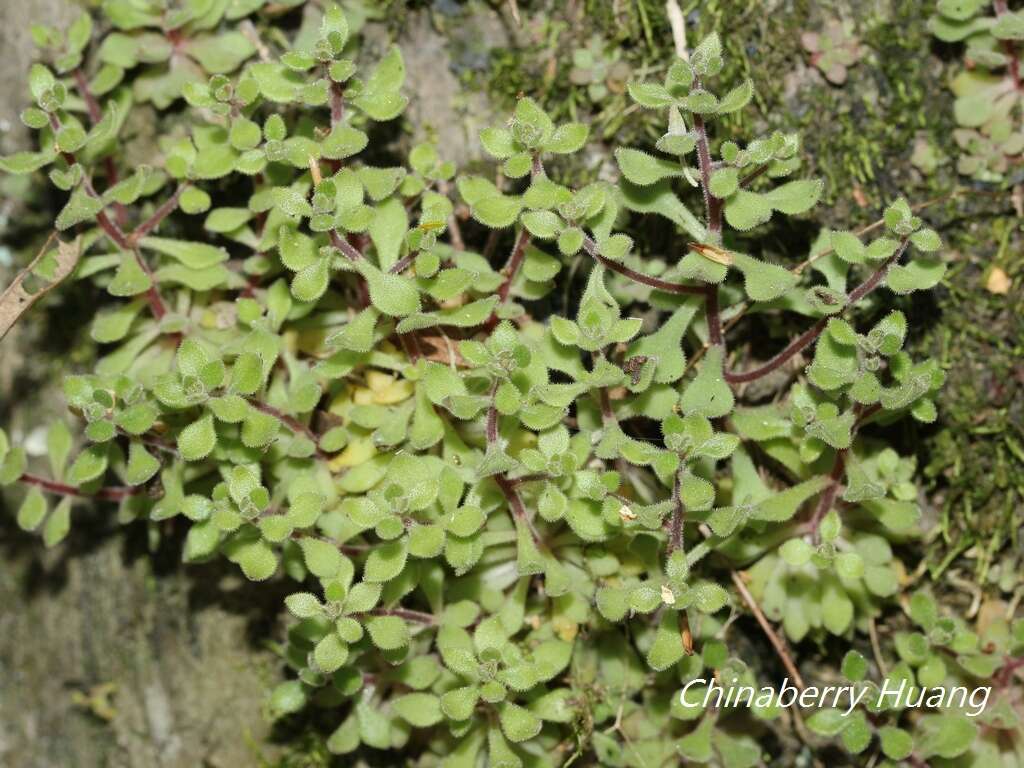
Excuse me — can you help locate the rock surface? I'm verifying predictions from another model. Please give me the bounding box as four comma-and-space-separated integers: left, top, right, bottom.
0, 4, 280, 767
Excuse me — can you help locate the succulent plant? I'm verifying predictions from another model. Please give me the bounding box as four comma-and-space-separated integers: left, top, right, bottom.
930, 0, 1024, 181
801, 20, 864, 85
568, 34, 632, 103
0, 3, 1020, 766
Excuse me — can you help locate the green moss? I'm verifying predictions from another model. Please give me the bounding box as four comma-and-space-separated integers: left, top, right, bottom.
918, 214, 1023, 576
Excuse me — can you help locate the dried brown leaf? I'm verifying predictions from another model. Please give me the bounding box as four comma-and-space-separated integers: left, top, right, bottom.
0, 235, 82, 341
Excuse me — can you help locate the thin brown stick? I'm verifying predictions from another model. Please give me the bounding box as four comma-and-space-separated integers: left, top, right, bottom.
730, 567, 806, 690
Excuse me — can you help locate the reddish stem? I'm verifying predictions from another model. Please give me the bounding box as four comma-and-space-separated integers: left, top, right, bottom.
389, 251, 418, 275
494, 472, 542, 543
725, 317, 828, 384
809, 450, 847, 542
49, 112, 168, 320
995, 656, 1024, 688
72, 68, 128, 228
724, 239, 909, 384
692, 111, 723, 238
330, 83, 345, 126
329, 229, 363, 261
19, 472, 143, 501
485, 383, 500, 444
130, 183, 188, 244
247, 400, 328, 460
582, 236, 709, 295
363, 607, 437, 625
668, 468, 684, 554
496, 228, 531, 304
706, 285, 723, 346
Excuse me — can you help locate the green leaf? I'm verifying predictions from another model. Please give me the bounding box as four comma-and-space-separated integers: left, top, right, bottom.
831, 231, 867, 264
544, 122, 589, 154
620, 179, 706, 241
0, 148, 57, 175
232, 352, 265, 394
291, 258, 330, 302
0, 446, 27, 486
626, 304, 697, 384
677, 717, 714, 761
910, 228, 941, 252
679, 345, 734, 418
780, 537, 813, 566
43, 498, 72, 548
367, 615, 410, 650
646, 611, 686, 671
125, 441, 160, 485
916, 714, 976, 759
329, 307, 378, 352
752, 476, 830, 522
731, 253, 799, 302
692, 581, 729, 613
364, 539, 408, 582
393, 693, 443, 727
322, 123, 369, 160
806, 708, 846, 736
614, 148, 684, 186
480, 127, 516, 159
764, 179, 823, 214
717, 79, 754, 113
356, 261, 421, 317
628, 81, 674, 108
521, 210, 562, 239
56, 188, 104, 230
879, 727, 913, 760
498, 701, 542, 743
440, 685, 479, 721
285, 592, 323, 619
67, 444, 108, 485
886, 258, 946, 294
46, 421, 73, 481
178, 414, 216, 461
17, 487, 47, 531
140, 237, 228, 269
709, 167, 739, 198
724, 190, 771, 230
269, 681, 306, 717
299, 538, 345, 578
368, 197, 407, 271
185, 32, 256, 74
472, 195, 524, 228
352, 46, 408, 120
313, 633, 349, 672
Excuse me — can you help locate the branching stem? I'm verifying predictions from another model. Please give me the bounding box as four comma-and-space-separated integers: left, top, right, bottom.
129, 183, 189, 244
724, 238, 909, 384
